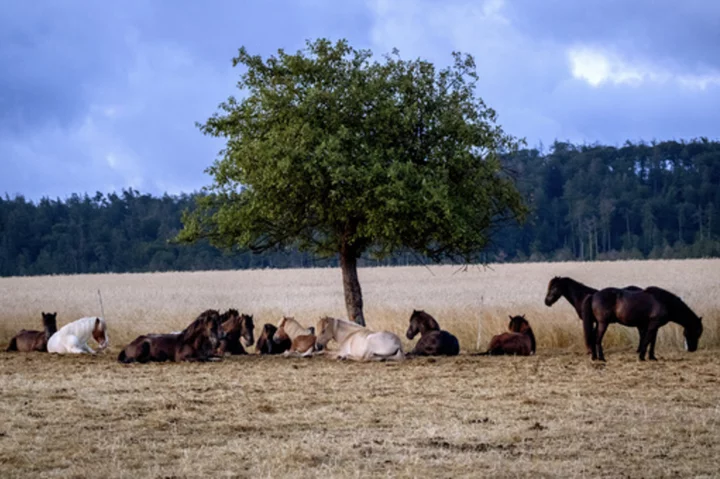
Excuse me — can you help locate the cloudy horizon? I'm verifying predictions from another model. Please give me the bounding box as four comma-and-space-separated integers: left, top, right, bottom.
2, 0, 718, 200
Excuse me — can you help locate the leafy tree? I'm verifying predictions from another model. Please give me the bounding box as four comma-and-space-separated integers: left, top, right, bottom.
178, 39, 527, 325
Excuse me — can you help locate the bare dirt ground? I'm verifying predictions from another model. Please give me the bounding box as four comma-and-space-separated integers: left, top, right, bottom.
2, 349, 719, 478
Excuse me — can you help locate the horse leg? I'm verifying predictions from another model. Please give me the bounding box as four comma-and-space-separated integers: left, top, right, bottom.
637, 328, 652, 361
647, 327, 659, 361
595, 321, 609, 362
582, 304, 597, 360
636, 325, 647, 354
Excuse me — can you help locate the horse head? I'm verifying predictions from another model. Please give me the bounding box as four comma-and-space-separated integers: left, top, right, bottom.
684, 317, 703, 352
315, 316, 336, 350
256, 323, 277, 354
406, 310, 440, 339
508, 314, 530, 333
273, 317, 290, 343
188, 310, 225, 349
544, 277, 564, 306
92, 318, 109, 350
41, 312, 58, 337
240, 314, 255, 348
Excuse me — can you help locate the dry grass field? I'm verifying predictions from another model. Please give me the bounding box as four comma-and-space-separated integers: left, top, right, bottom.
1, 259, 720, 477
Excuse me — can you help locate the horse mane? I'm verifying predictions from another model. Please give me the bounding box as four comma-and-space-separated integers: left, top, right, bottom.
554, 277, 597, 294
331, 317, 364, 330
279, 317, 312, 338
412, 310, 440, 331
645, 287, 701, 324
509, 315, 535, 354
221, 309, 240, 324
182, 310, 219, 342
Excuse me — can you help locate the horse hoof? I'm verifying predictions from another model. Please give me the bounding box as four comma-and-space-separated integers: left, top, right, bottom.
649, 356, 657, 361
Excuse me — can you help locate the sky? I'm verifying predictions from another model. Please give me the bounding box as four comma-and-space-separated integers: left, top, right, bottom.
1, 0, 719, 200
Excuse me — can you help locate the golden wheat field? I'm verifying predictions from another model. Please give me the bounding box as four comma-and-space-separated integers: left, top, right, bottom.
1, 259, 720, 478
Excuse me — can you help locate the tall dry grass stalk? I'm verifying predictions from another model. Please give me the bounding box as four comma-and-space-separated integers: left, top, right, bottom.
1, 259, 718, 353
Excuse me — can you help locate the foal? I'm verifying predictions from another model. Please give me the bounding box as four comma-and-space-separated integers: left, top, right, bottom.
6, 312, 58, 352
481, 315, 536, 356
273, 317, 317, 357
255, 324, 291, 355
405, 310, 460, 356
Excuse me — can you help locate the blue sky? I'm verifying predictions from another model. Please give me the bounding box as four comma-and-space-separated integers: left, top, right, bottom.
1, 0, 719, 199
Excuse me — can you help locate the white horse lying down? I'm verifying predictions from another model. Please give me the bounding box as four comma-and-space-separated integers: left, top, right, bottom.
315, 317, 404, 361
47, 317, 109, 354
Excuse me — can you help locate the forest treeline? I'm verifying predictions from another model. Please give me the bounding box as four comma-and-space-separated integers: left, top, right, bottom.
2, 139, 719, 276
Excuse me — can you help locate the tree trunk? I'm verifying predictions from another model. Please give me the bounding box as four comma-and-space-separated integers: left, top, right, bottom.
340, 242, 365, 326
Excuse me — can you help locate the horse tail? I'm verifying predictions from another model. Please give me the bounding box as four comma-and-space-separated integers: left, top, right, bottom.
581, 296, 596, 356
6, 337, 17, 351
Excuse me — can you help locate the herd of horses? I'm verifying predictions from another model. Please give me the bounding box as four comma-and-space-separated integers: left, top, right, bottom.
5, 276, 703, 363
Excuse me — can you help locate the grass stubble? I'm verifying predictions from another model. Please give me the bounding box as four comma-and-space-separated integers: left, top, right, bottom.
1, 259, 719, 477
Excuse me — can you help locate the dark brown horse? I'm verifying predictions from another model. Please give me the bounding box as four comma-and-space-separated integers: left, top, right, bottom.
255, 323, 291, 355
582, 286, 703, 361
6, 312, 58, 352
118, 309, 225, 363
215, 309, 254, 355
545, 276, 643, 352
480, 315, 536, 356
406, 310, 460, 356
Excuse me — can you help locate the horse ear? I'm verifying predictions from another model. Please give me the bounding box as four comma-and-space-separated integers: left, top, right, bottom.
522, 314, 526, 319
508, 315, 513, 320
95, 318, 101, 327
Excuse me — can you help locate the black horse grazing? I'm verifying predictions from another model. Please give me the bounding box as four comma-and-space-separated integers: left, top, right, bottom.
545, 276, 643, 352
582, 286, 702, 361
406, 310, 460, 356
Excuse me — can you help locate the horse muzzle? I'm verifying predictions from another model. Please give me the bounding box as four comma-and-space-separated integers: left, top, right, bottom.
241, 337, 254, 348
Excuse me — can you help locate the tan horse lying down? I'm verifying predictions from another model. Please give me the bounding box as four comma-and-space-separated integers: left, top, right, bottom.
316, 316, 404, 361
6, 312, 58, 352
273, 316, 317, 357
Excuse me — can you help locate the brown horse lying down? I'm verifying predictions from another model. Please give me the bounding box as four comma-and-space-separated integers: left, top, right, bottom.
7, 312, 58, 352
215, 309, 254, 355
255, 324, 291, 355
481, 315, 536, 356
273, 317, 317, 357
118, 310, 225, 363
406, 310, 460, 356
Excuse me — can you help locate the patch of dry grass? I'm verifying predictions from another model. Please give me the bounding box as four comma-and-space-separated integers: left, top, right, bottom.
1, 351, 720, 478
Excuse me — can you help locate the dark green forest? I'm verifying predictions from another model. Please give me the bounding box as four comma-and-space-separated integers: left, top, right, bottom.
2, 139, 719, 277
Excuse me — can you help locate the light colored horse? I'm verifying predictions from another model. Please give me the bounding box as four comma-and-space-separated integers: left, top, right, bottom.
47, 317, 109, 354
316, 316, 404, 361
273, 316, 317, 357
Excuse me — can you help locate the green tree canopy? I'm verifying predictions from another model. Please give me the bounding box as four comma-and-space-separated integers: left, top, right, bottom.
179, 39, 527, 325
